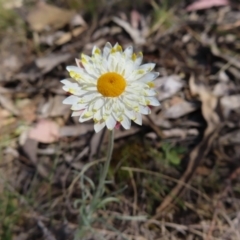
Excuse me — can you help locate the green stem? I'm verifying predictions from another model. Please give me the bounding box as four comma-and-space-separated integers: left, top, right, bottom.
76, 130, 115, 239
90, 130, 114, 208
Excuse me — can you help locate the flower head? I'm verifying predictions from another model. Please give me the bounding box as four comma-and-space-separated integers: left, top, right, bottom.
61, 42, 160, 132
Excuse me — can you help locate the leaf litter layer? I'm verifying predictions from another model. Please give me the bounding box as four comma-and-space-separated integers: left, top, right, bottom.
1, 0, 240, 239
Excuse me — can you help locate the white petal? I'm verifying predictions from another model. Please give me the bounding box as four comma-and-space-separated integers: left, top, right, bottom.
62, 95, 80, 105
115, 57, 126, 74
81, 92, 100, 103
61, 79, 74, 85
121, 115, 131, 129
106, 115, 117, 130
66, 66, 84, 74
93, 98, 105, 111
124, 46, 133, 59
121, 95, 139, 110
144, 89, 157, 96
123, 60, 135, 78
99, 58, 108, 74
103, 42, 112, 58
102, 99, 113, 115
94, 121, 106, 132
71, 103, 87, 110
62, 84, 85, 96
92, 46, 102, 56
107, 54, 117, 72
133, 112, 142, 125
134, 53, 143, 66
139, 72, 159, 83
146, 97, 160, 106
93, 109, 102, 121
139, 105, 151, 115
79, 109, 93, 122
139, 63, 156, 71
82, 85, 97, 91
124, 108, 135, 120
127, 69, 148, 82
81, 55, 100, 78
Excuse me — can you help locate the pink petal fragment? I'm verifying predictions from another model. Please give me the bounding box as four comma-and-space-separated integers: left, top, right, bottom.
115, 122, 121, 130
28, 119, 60, 143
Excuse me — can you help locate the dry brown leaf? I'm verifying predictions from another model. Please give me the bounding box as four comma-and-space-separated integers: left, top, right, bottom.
219, 129, 240, 145
190, 77, 220, 128
155, 75, 184, 101
35, 53, 72, 74
221, 95, 240, 112
213, 82, 233, 96
0, 107, 11, 119
2, 0, 22, 9
27, 2, 75, 32
163, 100, 198, 119
162, 128, 198, 138
196, 166, 211, 176
39, 96, 70, 121
48, 95, 70, 118
28, 119, 60, 143
55, 26, 86, 46
186, 0, 229, 11
220, 94, 240, 118
39, 31, 65, 46
112, 16, 145, 45
70, 14, 87, 27
3, 55, 22, 72
1, 0, 23, 9
0, 95, 19, 116
59, 125, 93, 137
17, 99, 37, 123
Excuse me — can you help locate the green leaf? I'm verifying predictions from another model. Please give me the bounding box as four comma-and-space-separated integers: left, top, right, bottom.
166, 151, 181, 165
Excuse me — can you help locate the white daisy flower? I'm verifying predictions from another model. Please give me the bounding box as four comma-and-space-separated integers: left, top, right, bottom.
61, 42, 160, 132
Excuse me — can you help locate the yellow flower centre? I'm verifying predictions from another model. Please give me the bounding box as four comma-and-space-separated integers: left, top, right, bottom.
97, 72, 126, 97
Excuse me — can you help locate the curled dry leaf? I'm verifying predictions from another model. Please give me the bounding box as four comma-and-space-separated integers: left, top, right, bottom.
28, 119, 60, 143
